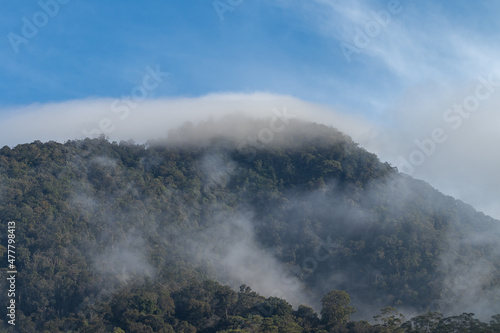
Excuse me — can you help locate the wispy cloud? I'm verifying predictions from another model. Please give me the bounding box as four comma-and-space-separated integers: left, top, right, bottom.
264, 0, 500, 219
273, 0, 499, 87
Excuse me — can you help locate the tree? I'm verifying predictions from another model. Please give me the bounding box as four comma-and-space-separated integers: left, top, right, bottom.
401, 311, 442, 332
373, 306, 405, 333
320, 290, 356, 330
294, 304, 320, 329
435, 313, 489, 333
490, 314, 500, 331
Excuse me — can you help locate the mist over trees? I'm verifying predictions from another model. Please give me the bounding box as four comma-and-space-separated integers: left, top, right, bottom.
0, 119, 499, 332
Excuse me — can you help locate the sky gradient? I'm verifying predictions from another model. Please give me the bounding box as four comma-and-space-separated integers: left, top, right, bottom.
3, 0, 498, 113
2, 0, 500, 219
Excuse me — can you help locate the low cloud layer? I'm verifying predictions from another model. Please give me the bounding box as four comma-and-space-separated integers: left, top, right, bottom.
1, 91, 500, 221
0, 93, 372, 147
185, 209, 313, 309
367, 77, 500, 220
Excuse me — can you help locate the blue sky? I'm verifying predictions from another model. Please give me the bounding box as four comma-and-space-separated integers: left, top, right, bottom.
2, 0, 500, 219
2, 0, 497, 116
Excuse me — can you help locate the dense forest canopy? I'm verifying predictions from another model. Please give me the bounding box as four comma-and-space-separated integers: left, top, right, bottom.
0, 119, 499, 332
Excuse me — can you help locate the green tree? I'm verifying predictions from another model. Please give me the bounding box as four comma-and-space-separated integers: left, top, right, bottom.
401, 311, 442, 332
490, 314, 500, 331
320, 290, 356, 330
373, 306, 405, 333
435, 313, 489, 333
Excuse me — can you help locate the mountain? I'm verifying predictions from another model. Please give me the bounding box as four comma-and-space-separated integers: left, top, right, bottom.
0, 119, 499, 332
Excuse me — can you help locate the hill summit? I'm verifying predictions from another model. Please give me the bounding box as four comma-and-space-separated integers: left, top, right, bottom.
1, 118, 499, 332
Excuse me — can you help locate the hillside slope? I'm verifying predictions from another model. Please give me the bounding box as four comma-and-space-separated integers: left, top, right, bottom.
0, 119, 499, 331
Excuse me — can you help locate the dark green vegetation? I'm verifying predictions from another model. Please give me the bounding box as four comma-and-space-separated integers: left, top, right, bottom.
0, 120, 499, 332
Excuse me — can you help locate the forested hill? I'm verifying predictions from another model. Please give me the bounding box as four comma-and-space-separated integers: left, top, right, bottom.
1, 120, 499, 332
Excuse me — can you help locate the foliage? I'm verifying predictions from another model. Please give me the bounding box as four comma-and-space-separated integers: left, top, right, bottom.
321, 290, 356, 329
0, 122, 499, 331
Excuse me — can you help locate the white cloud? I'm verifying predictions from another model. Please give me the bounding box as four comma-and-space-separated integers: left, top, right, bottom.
0, 93, 373, 147
275, 0, 500, 82
2, 89, 500, 221
365, 77, 500, 220
266, 0, 500, 220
